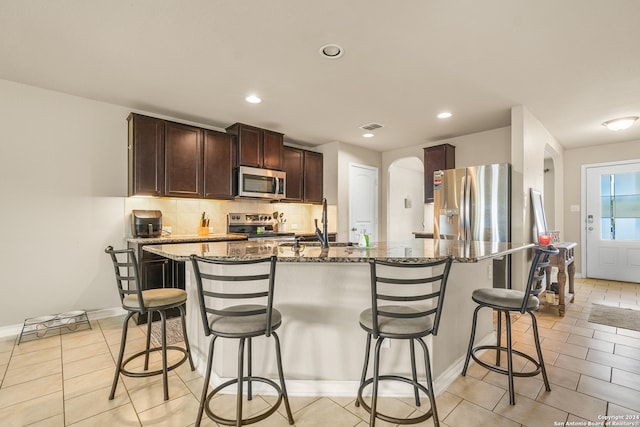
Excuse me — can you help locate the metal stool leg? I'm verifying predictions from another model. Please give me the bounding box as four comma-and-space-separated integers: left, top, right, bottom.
178, 305, 195, 371
505, 311, 515, 405
417, 337, 439, 427
236, 338, 245, 427
273, 331, 294, 424
355, 333, 372, 408
159, 310, 169, 401
496, 309, 503, 366
196, 335, 217, 427
110, 312, 135, 400
369, 337, 384, 427
144, 312, 153, 370
530, 312, 551, 392
462, 305, 482, 376
410, 338, 421, 407
247, 337, 253, 401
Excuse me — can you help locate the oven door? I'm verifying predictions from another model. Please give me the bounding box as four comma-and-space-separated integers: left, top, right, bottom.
238, 166, 286, 200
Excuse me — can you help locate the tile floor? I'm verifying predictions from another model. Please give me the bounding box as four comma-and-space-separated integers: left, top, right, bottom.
1, 277, 639, 426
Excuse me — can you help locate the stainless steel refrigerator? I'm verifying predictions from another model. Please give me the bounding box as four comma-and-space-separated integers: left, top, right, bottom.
433, 162, 511, 288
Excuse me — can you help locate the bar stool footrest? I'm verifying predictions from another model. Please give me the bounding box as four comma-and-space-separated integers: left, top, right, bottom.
120, 346, 190, 378
204, 376, 285, 426
470, 345, 542, 378
357, 375, 434, 425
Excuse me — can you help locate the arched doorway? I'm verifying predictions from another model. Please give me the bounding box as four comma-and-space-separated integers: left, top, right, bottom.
387, 157, 424, 241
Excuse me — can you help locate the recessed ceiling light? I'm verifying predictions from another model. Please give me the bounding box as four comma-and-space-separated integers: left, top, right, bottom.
362, 133, 374, 138
245, 95, 262, 104
437, 112, 452, 119
602, 116, 638, 131
319, 44, 343, 59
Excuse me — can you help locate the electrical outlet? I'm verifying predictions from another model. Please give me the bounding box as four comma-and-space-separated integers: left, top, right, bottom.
162, 226, 172, 234
291, 223, 298, 229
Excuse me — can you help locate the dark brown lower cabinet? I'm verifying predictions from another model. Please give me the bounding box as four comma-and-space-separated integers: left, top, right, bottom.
129, 243, 185, 324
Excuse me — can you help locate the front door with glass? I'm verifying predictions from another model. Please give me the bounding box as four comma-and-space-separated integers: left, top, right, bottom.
585, 160, 640, 282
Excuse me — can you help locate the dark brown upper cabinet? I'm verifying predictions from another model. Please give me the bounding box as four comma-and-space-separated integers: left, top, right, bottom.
164, 122, 203, 198
282, 147, 304, 201
226, 123, 284, 170
424, 143, 455, 203
128, 113, 165, 196
282, 146, 323, 204
128, 113, 236, 200
303, 150, 323, 204
203, 130, 235, 199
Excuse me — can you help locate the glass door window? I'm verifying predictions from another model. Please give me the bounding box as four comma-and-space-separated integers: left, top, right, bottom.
600, 171, 640, 240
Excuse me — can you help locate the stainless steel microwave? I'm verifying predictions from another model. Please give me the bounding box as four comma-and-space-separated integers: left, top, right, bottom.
237, 166, 286, 200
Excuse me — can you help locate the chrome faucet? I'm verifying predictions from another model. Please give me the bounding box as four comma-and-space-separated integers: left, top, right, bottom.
314, 198, 330, 249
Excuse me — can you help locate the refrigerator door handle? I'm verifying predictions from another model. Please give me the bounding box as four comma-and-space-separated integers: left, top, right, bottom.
461, 174, 469, 240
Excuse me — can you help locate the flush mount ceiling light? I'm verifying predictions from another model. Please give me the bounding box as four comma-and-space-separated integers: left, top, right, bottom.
245, 95, 262, 104
437, 112, 452, 119
602, 116, 638, 131
319, 44, 343, 59
362, 133, 374, 138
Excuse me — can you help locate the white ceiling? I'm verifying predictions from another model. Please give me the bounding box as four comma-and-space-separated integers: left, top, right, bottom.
2, 1, 639, 152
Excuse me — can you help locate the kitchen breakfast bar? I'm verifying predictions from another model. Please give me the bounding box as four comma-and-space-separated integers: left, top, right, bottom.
144, 239, 533, 397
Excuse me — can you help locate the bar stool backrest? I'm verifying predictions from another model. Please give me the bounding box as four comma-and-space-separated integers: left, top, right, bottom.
521, 246, 560, 313
105, 246, 146, 313
369, 256, 454, 337
190, 255, 277, 337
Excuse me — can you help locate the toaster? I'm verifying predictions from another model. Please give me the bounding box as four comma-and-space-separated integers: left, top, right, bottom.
131, 210, 162, 237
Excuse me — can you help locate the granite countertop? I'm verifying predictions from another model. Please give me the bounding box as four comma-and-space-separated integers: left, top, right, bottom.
143, 239, 534, 263
126, 233, 248, 245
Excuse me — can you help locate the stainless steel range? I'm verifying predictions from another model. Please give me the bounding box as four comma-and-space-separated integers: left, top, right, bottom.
228, 213, 296, 241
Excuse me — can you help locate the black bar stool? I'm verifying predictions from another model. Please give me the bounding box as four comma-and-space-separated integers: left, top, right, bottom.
461, 246, 559, 404
190, 255, 294, 427
356, 256, 454, 427
104, 246, 194, 401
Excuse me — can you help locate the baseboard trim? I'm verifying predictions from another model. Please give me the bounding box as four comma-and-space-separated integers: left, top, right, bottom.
0, 307, 126, 339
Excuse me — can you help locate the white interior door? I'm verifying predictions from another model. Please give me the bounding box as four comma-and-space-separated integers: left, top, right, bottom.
349, 163, 378, 243
585, 160, 640, 282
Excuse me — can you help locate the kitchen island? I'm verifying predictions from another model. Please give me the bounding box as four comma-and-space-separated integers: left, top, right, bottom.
145, 239, 533, 397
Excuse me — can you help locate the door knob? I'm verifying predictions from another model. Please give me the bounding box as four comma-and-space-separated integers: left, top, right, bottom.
588, 227, 594, 231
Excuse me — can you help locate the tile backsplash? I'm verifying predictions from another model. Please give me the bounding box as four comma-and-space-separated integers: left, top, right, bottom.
124, 197, 337, 237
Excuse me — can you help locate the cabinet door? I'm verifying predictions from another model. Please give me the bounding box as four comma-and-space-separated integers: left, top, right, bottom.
128, 114, 164, 196
203, 130, 235, 199
237, 125, 262, 168
164, 122, 204, 198
282, 147, 303, 201
262, 130, 284, 170
424, 144, 455, 203
303, 151, 323, 203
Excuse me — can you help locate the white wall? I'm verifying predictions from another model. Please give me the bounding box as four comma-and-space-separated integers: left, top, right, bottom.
0, 79, 129, 326
318, 141, 382, 241
0, 80, 337, 329
388, 158, 424, 241
510, 106, 564, 289
381, 127, 512, 240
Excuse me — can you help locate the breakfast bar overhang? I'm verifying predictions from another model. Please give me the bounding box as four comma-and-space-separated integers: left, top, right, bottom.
144, 239, 533, 396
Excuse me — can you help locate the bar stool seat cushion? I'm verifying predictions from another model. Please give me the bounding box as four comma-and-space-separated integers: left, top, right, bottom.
471, 288, 539, 310
359, 305, 433, 336
209, 304, 282, 335
123, 288, 187, 310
